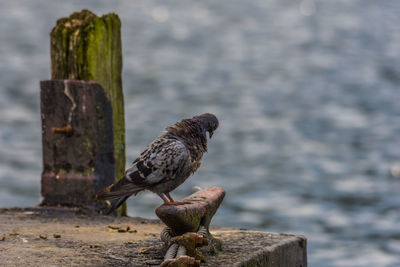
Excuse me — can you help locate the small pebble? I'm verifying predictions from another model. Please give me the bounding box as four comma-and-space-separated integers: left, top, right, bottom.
39, 234, 47, 239
140, 246, 150, 253
118, 229, 127, 233
93, 243, 102, 248
108, 225, 120, 230
0, 236, 5, 241
9, 232, 19, 236
75, 225, 80, 228
128, 229, 137, 233
53, 234, 61, 238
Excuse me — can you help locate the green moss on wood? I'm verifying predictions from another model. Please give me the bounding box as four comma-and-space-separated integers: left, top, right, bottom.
51, 9, 126, 215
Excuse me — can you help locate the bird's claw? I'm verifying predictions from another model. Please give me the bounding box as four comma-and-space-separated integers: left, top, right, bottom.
163, 201, 189, 206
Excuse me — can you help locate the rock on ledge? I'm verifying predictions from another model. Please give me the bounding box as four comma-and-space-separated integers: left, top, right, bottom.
0, 207, 306, 266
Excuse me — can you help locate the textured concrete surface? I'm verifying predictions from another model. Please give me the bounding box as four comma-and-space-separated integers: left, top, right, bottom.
0, 207, 306, 266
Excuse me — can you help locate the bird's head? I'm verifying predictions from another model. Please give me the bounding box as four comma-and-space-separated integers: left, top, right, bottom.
192, 113, 219, 139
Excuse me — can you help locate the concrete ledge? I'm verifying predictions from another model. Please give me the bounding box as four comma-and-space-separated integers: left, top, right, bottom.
0, 207, 306, 266
227, 232, 307, 267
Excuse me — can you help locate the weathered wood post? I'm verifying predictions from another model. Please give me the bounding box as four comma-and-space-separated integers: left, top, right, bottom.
40, 10, 126, 214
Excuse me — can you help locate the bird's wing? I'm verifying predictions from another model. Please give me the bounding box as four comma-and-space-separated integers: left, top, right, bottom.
96, 137, 189, 202
124, 137, 189, 187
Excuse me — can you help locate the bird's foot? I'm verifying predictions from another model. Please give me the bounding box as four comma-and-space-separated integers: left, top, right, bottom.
162, 201, 189, 206
159, 193, 190, 205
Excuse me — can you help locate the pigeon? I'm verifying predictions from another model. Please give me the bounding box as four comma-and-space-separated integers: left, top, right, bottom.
96, 113, 219, 214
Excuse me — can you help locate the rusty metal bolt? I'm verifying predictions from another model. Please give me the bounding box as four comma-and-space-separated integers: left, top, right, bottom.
184, 233, 209, 247
51, 125, 73, 137
170, 232, 208, 251
170, 232, 208, 261
162, 228, 210, 264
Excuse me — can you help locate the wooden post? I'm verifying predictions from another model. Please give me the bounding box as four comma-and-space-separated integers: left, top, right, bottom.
41, 10, 126, 214
40, 80, 115, 210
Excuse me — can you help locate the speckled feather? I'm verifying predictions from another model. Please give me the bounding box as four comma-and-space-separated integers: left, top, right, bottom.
96, 113, 218, 213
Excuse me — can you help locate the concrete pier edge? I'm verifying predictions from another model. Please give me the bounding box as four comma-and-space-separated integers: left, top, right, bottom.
0, 207, 307, 266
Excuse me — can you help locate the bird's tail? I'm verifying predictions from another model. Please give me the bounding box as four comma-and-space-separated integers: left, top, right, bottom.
105, 195, 130, 215
96, 176, 144, 214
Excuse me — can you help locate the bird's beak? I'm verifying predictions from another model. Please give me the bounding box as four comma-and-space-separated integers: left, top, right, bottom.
208, 131, 213, 139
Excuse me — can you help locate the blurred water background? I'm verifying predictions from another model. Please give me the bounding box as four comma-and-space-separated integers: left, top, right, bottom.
1, 0, 400, 266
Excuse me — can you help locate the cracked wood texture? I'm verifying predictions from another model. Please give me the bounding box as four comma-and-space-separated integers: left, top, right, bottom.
48, 9, 126, 214
40, 80, 115, 211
